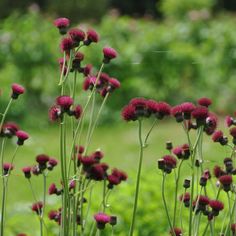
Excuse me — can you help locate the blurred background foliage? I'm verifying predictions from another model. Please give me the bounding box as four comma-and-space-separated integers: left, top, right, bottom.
1, 0, 236, 125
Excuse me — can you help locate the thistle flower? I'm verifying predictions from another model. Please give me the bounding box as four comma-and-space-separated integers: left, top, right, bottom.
91, 150, 104, 161
212, 130, 227, 145
209, 200, 224, 216
170, 227, 182, 236
73, 105, 83, 119
171, 105, 183, 122
69, 28, 85, 46
213, 165, 225, 178
192, 106, 208, 126
16, 130, 29, 145
179, 192, 190, 207
78, 146, 84, 154
22, 166, 31, 179
181, 102, 195, 120
205, 113, 218, 135
84, 29, 99, 45
3, 163, 14, 175
159, 155, 177, 174
198, 97, 212, 107
31, 202, 43, 215
103, 47, 117, 64
1, 122, 19, 138
49, 183, 58, 195
60, 37, 74, 52
225, 116, 234, 127
49, 105, 61, 122
36, 154, 50, 170
121, 104, 137, 121
219, 175, 233, 192
11, 83, 25, 99
146, 99, 159, 114
231, 224, 236, 234
48, 210, 58, 220
107, 78, 120, 92
82, 64, 93, 76
56, 95, 74, 112
54, 17, 70, 34
109, 216, 117, 226
155, 102, 171, 119
89, 164, 107, 181
48, 158, 58, 170
94, 213, 111, 229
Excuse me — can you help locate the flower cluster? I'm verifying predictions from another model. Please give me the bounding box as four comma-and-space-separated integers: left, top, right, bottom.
94, 213, 117, 230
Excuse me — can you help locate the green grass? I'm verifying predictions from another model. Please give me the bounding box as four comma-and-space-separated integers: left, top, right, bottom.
1, 119, 232, 235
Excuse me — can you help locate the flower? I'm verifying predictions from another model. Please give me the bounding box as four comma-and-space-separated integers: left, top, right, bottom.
73, 105, 83, 119
159, 155, 177, 174
107, 78, 120, 92
121, 105, 137, 122
69, 28, 85, 45
89, 164, 107, 181
213, 165, 225, 178
209, 200, 224, 216
181, 102, 196, 119
84, 29, 99, 45
179, 192, 190, 207
198, 97, 212, 107
230, 127, 236, 138
170, 227, 182, 236
22, 166, 31, 179
155, 102, 171, 119
103, 47, 117, 63
11, 83, 25, 99
192, 106, 208, 126
60, 37, 74, 52
49, 105, 61, 122
48, 210, 58, 220
91, 150, 104, 161
54, 17, 70, 34
16, 130, 29, 145
225, 116, 234, 127
171, 105, 184, 122
3, 163, 14, 175
31, 202, 43, 215
219, 175, 233, 192
94, 213, 111, 229
49, 183, 58, 195
1, 122, 19, 138
48, 158, 58, 170
36, 154, 50, 170
56, 95, 74, 111
231, 224, 236, 234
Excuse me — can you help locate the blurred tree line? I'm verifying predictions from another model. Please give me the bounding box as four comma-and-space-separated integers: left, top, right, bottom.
0, 0, 236, 20
1, 0, 236, 127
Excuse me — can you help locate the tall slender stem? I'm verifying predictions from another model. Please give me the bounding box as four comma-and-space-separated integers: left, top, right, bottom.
0, 98, 13, 131
129, 119, 144, 236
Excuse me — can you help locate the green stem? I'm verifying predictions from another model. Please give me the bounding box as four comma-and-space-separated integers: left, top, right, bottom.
173, 160, 183, 227
202, 222, 209, 236
0, 177, 7, 236
129, 119, 144, 236
143, 119, 158, 147
0, 98, 13, 131
161, 173, 173, 232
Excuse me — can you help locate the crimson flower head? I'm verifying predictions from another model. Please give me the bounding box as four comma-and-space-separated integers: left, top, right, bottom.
73, 105, 83, 119
3, 163, 14, 175
159, 155, 177, 174
155, 102, 171, 119
146, 99, 159, 114
54, 17, 70, 34
219, 175, 233, 192
171, 105, 184, 123
94, 213, 111, 229
56, 95, 74, 112
48, 210, 58, 220
107, 78, 120, 92
210, 200, 224, 216
213, 165, 225, 178
82, 64, 93, 76
36, 154, 50, 171
88, 164, 107, 181
22, 166, 31, 179
192, 106, 209, 126
205, 113, 218, 135
84, 29, 99, 45
31, 202, 43, 215
49, 105, 61, 122
121, 104, 137, 122
170, 227, 182, 236
16, 130, 29, 145
231, 224, 236, 234
212, 130, 227, 146
198, 97, 212, 107
11, 83, 25, 99
69, 28, 85, 46
48, 158, 58, 170
181, 102, 196, 120
1, 122, 19, 138
49, 183, 60, 195
179, 192, 190, 207
230, 127, 236, 138
103, 47, 117, 64
225, 116, 234, 127
60, 37, 74, 52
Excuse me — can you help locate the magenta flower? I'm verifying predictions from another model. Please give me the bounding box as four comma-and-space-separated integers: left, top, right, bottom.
11, 83, 25, 99
60, 37, 74, 52
121, 104, 137, 121
219, 175, 233, 192
198, 97, 212, 107
31, 202, 43, 215
73, 105, 83, 119
56, 95, 74, 111
3, 163, 14, 175
1, 122, 19, 138
94, 213, 111, 229
210, 200, 224, 216
84, 29, 99, 45
16, 130, 29, 145
48, 183, 58, 195
225, 115, 234, 127
48, 158, 58, 170
49, 105, 61, 122
69, 28, 85, 45
22, 166, 31, 179
54, 17, 70, 34
180, 102, 196, 120
170, 227, 183, 236
103, 47, 117, 63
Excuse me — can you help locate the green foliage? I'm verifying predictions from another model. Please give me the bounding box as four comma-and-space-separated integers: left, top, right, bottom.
160, 0, 216, 19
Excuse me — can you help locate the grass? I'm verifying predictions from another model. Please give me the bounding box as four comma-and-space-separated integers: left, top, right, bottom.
1, 118, 232, 235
